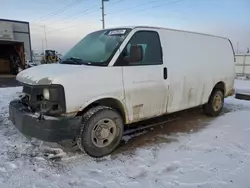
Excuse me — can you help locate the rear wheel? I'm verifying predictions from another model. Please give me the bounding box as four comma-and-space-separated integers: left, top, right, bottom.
76, 106, 124, 158
203, 89, 224, 117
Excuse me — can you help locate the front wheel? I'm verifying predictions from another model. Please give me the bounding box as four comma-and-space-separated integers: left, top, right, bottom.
203, 89, 224, 117
76, 106, 124, 158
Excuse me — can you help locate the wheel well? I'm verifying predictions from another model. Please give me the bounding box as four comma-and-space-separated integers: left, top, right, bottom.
76, 98, 126, 123
213, 81, 225, 95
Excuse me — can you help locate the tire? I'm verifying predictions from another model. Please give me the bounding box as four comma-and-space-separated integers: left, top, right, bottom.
76, 106, 124, 158
203, 89, 224, 117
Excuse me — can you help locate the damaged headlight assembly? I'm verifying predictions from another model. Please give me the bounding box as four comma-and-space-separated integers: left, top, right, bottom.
21, 84, 66, 116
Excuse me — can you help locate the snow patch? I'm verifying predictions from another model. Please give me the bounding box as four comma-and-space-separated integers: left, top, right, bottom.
235, 79, 250, 94
123, 130, 147, 143
0, 80, 250, 187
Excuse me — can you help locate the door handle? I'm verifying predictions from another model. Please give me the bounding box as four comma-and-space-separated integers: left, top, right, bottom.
163, 67, 168, 80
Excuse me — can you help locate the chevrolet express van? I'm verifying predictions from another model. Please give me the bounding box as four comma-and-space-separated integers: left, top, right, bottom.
9, 26, 235, 157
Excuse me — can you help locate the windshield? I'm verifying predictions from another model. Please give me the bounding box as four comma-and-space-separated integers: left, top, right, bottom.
61, 28, 131, 66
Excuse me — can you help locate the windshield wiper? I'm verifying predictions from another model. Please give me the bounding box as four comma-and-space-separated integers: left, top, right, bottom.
67, 57, 82, 62
60, 57, 106, 66
60, 57, 88, 65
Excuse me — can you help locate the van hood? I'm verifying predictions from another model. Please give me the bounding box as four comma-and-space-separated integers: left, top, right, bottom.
16, 64, 95, 85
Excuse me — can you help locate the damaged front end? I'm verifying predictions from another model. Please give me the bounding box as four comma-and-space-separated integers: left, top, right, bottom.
9, 83, 81, 142
20, 84, 66, 117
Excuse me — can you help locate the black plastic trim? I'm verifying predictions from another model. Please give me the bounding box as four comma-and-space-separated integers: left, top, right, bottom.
163, 67, 168, 79
13, 31, 29, 34
0, 18, 29, 24
228, 39, 235, 62
28, 22, 33, 62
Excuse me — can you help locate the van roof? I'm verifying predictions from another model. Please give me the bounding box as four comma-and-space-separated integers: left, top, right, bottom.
104, 25, 229, 40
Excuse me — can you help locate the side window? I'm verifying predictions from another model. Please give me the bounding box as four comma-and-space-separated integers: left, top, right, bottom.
114, 31, 163, 66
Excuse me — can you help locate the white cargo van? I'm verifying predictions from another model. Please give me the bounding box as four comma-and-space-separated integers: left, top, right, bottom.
9, 26, 235, 157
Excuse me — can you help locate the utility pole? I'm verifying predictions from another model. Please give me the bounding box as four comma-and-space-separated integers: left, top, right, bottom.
236, 41, 239, 54
41, 40, 44, 54
101, 0, 109, 29
43, 25, 48, 50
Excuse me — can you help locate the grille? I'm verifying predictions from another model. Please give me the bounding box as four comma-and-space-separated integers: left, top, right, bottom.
23, 86, 32, 95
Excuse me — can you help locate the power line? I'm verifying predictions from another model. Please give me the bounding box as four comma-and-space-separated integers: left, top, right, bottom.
47, 20, 97, 33
37, 0, 84, 21
134, 0, 186, 14
30, 23, 57, 31
110, 0, 127, 6
45, 4, 99, 27
49, 0, 125, 27
34, 0, 126, 31
47, 0, 186, 33
32, 0, 85, 23
107, 0, 185, 16
47, 0, 125, 32
107, 0, 162, 15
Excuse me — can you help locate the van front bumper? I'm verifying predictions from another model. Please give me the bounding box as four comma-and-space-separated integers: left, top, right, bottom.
9, 100, 81, 142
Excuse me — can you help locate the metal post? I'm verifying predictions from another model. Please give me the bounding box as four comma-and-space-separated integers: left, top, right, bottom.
236, 42, 239, 54
42, 40, 44, 53
43, 25, 48, 49
101, 0, 109, 29
101, 0, 105, 29
243, 54, 246, 77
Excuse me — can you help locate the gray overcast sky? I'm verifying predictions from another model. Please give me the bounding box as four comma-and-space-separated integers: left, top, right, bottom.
1, 0, 250, 54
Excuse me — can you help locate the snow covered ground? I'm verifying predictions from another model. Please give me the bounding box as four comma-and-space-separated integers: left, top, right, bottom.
0, 80, 250, 188
235, 78, 250, 94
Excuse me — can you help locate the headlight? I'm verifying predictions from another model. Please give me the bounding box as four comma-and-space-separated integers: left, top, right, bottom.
43, 88, 50, 100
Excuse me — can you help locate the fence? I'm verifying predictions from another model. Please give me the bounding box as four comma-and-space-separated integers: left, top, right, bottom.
235, 54, 250, 78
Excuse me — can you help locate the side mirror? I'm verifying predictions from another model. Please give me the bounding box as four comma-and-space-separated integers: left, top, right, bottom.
129, 45, 143, 63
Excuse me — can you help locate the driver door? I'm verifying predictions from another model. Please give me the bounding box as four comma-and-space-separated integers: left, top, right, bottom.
114, 30, 168, 123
